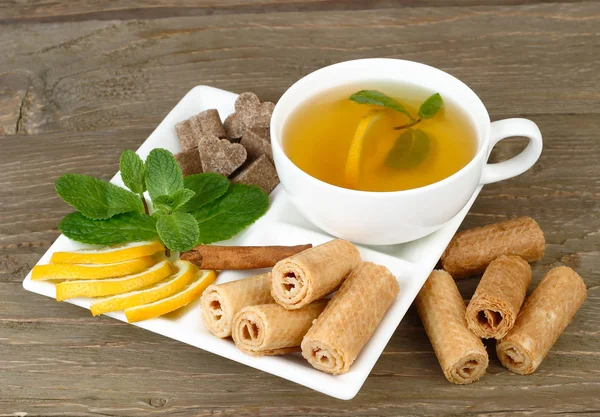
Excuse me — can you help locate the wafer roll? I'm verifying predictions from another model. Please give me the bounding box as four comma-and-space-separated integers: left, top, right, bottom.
200, 273, 272, 338
497, 267, 586, 375
441, 217, 545, 278
465, 255, 532, 339
271, 239, 361, 310
301, 262, 399, 375
416, 270, 488, 384
232, 301, 328, 356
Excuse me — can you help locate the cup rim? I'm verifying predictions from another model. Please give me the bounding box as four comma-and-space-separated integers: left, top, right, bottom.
270, 58, 491, 196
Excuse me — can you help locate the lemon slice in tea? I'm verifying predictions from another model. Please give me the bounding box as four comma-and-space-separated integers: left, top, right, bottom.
90, 260, 197, 316
55, 260, 174, 301
344, 109, 384, 189
32, 256, 156, 281
125, 269, 217, 323
50, 241, 164, 265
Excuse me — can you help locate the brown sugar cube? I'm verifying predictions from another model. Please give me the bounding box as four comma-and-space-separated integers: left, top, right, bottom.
232, 154, 279, 194
190, 109, 227, 138
465, 255, 532, 339
497, 266, 586, 375
240, 126, 273, 163
224, 92, 275, 139
176, 109, 226, 151
441, 217, 545, 279
175, 120, 197, 151
198, 133, 247, 177
174, 148, 203, 176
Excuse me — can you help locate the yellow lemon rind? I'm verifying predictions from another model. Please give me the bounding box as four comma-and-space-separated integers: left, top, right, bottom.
55, 260, 173, 301
90, 260, 197, 316
124, 269, 216, 323
31, 256, 156, 281
50, 241, 164, 264
344, 109, 384, 189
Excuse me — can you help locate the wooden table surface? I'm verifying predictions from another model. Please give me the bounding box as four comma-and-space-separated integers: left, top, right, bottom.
1, 1, 599, 415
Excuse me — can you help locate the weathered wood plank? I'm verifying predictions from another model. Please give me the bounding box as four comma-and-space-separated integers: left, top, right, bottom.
1, 1, 599, 415
0, 3, 598, 135
1, 112, 599, 415
1, 285, 598, 416
0, 0, 591, 24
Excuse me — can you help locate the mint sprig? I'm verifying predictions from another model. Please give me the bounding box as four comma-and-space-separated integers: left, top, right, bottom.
181, 173, 230, 211
120, 150, 149, 214
385, 129, 431, 169
55, 174, 144, 220
55, 149, 269, 253
145, 148, 184, 200
350, 90, 414, 121
155, 212, 199, 252
349, 90, 443, 131
58, 212, 158, 245
418, 93, 443, 119
153, 189, 195, 213
120, 150, 146, 194
350, 90, 443, 170
192, 183, 269, 244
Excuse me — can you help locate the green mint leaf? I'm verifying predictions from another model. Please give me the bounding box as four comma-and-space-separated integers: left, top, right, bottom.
385, 129, 431, 169
349, 90, 415, 120
153, 189, 195, 213
58, 212, 157, 245
191, 183, 268, 244
418, 93, 443, 119
120, 150, 146, 194
181, 173, 230, 212
156, 212, 199, 252
55, 174, 144, 220
145, 148, 184, 200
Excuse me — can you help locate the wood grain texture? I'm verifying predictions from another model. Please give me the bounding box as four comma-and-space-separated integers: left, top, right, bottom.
1, 1, 599, 415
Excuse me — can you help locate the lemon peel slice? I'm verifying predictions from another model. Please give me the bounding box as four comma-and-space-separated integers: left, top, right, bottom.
55, 260, 173, 301
50, 241, 164, 265
32, 256, 156, 281
344, 109, 384, 189
90, 260, 197, 316
125, 269, 217, 323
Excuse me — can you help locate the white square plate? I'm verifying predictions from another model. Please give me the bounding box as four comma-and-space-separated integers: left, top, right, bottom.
23, 86, 482, 400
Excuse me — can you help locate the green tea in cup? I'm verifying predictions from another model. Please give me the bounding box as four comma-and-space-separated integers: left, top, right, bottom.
283, 84, 477, 192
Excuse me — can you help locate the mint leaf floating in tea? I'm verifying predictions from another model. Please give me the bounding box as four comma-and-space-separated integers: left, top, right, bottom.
56, 174, 144, 220
155, 211, 199, 252
181, 173, 230, 211
385, 129, 431, 169
192, 183, 269, 244
145, 148, 184, 200
153, 189, 196, 213
418, 93, 443, 119
120, 150, 149, 213
58, 212, 158, 245
349, 90, 415, 121
349, 90, 443, 131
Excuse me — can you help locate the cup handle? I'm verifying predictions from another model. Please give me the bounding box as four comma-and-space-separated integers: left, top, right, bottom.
480, 118, 543, 185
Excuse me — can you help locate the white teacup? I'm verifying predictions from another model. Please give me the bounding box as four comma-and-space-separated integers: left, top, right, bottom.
270, 59, 542, 245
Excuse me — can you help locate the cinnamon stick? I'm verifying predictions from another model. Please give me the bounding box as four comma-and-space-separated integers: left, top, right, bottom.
181, 244, 312, 270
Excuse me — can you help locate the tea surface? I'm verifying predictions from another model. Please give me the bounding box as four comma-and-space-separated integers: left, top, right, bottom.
283, 84, 477, 192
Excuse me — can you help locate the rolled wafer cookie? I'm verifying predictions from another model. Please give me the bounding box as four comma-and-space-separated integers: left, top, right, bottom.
497, 266, 586, 375
416, 270, 488, 384
441, 217, 545, 278
301, 262, 399, 375
465, 255, 532, 339
271, 239, 361, 310
232, 300, 328, 356
200, 273, 272, 338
